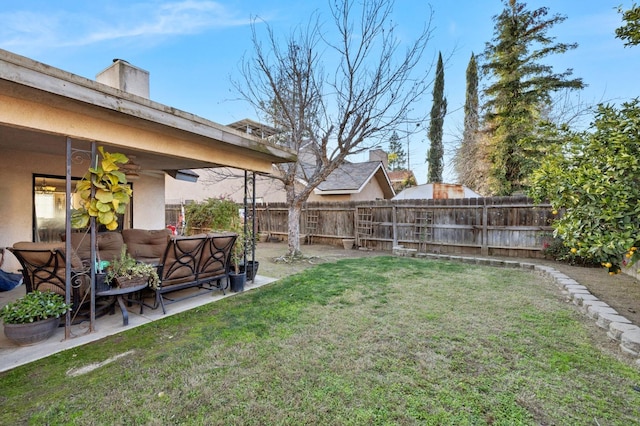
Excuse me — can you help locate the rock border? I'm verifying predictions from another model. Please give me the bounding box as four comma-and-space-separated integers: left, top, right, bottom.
392, 246, 640, 365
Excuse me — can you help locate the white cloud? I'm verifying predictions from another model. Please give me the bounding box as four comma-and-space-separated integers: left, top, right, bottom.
0, 1, 253, 52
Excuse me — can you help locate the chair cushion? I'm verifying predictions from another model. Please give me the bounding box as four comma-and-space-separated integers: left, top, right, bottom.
122, 229, 171, 261
12, 241, 83, 269
98, 232, 125, 263
67, 233, 92, 260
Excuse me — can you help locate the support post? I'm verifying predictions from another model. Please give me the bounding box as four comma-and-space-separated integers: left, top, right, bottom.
64, 138, 72, 339
89, 142, 97, 332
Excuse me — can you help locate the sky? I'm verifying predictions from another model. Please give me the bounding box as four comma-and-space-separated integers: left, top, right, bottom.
1, 1, 638, 185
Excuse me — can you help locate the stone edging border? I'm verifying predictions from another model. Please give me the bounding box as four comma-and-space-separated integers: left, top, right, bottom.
392, 247, 640, 365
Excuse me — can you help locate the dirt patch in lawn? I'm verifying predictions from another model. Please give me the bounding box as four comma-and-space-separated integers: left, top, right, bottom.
254, 241, 640, 327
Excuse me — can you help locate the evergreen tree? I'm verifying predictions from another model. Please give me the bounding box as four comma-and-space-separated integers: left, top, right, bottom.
387, 131, 406, 171
454, 53, 483, 190
463, 53, 479, 153
427, 52, 447, 183
482, 0, 583, 195
616, 4, 640, 47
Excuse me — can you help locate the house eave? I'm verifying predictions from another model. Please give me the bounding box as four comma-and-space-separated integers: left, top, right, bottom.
0, 49, 296, 173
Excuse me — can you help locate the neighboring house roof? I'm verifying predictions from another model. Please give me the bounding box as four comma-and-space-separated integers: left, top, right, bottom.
393, 183, 482, 200
313, 161, 395, 199
387, 170, 417, 192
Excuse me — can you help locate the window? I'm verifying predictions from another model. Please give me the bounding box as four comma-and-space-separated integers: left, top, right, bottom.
32, 175, 133, 242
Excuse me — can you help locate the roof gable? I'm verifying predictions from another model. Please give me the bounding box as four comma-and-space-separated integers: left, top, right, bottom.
314, 161, 395, 198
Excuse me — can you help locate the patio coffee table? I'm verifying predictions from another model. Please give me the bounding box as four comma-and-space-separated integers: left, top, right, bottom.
95, 279, 148, 326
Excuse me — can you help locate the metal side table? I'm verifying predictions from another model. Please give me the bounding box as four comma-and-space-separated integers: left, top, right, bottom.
95, 278, 148, 326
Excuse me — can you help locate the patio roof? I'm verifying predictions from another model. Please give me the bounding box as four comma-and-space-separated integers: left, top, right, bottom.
0, 49, 296, 173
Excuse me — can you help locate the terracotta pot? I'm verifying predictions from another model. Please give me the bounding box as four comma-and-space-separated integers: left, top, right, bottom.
342, 239, 355, 250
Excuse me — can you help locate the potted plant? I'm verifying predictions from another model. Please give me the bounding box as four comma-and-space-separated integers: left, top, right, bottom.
228, 213, 248, 292
71, 146, 133, 231
105, 246, 160, 290
234, 216, 259, 281
0, 290, 71, 345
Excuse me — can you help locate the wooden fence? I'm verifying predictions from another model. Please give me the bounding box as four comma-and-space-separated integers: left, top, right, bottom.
252, 196, 554, 258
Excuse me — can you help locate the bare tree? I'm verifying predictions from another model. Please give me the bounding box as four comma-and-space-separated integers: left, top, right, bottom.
233, 0, 432, 256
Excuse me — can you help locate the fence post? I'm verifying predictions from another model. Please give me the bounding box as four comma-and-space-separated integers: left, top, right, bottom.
481, 204, 489, 256
392, 205, 398, 247
353, 205, 359, 246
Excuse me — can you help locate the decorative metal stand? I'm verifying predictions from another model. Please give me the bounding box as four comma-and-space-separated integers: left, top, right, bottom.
244, 171, 257, 283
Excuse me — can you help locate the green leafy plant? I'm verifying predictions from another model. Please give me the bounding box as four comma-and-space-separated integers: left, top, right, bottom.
184, 197, 250, 274
0, 290, 71, 324
71, 146, 133, 231
105, 246, 160, 289
540, 233, 598, 267
184, 196, 238, 234
229, 213, 251, 274
530, 99, 640, 274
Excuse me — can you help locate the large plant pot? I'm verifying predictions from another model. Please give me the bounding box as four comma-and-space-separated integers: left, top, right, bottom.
239, 261, 260, 281
342, 239, 355, 250
229, 272, 246, 293
3, 316, 60, 346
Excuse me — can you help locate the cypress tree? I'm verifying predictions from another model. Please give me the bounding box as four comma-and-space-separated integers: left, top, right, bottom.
427, 52, 447, 183
454, 53, 481, 189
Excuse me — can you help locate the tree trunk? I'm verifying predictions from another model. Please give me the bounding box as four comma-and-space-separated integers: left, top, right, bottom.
287, 202, 302, 257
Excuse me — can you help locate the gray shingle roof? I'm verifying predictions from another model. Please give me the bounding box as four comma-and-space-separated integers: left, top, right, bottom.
316, 161, 381, 192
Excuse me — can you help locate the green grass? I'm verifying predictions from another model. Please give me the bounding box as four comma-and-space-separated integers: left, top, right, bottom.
1, 256, 640, 425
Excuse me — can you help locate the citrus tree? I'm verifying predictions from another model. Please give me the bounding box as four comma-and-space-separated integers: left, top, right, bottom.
530, 99, 640, 274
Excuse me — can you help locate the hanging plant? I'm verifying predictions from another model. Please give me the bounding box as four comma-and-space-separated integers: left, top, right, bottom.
71, 146, 133, 231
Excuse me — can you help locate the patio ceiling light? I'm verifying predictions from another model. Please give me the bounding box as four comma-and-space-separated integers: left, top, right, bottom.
166, 169, 199, 183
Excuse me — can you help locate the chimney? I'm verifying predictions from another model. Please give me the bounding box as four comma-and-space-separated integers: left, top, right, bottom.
96, 59, 150, 98
369, 148, 388, 169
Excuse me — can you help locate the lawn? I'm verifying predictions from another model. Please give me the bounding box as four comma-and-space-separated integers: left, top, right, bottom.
1, 256, 639, 425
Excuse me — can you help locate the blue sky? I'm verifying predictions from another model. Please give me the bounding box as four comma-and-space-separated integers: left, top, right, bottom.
1, 1, 637, 184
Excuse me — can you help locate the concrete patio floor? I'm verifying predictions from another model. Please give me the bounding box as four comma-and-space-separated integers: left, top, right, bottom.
0, 275, 277, 373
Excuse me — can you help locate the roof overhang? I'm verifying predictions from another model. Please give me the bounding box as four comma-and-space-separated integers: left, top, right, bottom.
0, 49, 296, 174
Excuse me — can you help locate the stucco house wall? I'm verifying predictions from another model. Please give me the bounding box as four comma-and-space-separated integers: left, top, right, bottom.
0, 147, 165, 272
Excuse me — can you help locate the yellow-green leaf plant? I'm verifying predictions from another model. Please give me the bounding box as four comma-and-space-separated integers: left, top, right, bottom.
71, 146, 133, 231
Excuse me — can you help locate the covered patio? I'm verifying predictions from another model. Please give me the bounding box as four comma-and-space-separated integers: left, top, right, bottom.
0, 274, 277, 373
0, 49, 295, 349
